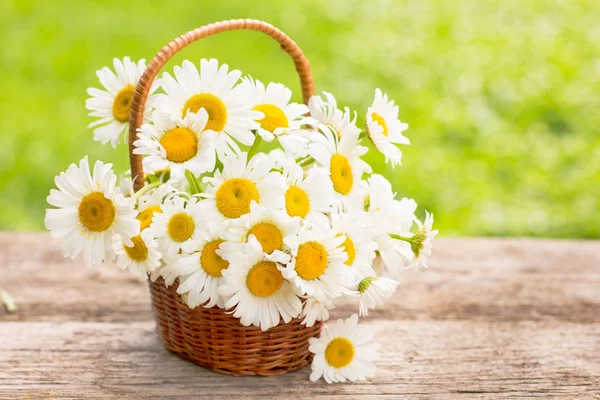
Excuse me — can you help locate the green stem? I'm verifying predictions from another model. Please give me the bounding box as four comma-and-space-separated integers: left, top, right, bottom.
389, 233, 413, 243
133, 181, 161, 200
185, 170, 201, 195
247, 136, 263, 160
298, 156, 315, 167
0, 289, 17, 314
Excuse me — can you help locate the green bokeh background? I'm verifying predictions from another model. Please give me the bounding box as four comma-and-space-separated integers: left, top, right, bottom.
1, 0, 599, 237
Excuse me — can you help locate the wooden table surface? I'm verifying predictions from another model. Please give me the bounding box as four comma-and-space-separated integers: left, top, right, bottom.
1, 233, 599, 399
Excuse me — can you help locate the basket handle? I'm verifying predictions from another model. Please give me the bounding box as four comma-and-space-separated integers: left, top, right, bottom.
128, 19, 315, 192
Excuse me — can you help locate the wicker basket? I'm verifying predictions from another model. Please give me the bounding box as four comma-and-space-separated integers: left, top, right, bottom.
127, 19, 322, 376
149, 278, 322, 376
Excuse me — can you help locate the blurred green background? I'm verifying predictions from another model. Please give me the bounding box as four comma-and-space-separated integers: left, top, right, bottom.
1, 0, 599, 237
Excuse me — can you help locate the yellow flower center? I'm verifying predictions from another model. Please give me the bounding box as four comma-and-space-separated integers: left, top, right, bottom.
137, 205, 162, 230
159, 127, 198, 163
78, 192, 115, 232
167, 212, 195, 243
123, 235, 149, 262
216, 178, 259, 219
330, 154, 353, 195
285, 185, 310, 218
200, 239, 229, 277
253, 104, 289, 133
338, 234, 356, 266
112, 85, 135, 123
325, 337, 355, 368
371, 112, 388, 137
248, 222, 283, 254
295, 241, 328, 280
182, 93, 227, 132
246, 261, 284, 298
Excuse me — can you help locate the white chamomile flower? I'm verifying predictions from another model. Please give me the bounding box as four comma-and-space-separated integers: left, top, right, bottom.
364, 174, 416, 232
365, 88, 410, 166
331, 212, 377, 285
308, 91, 360, 139
133, 109, 217, 181
218, 236, 302, 331
45, 156, 139, 266
149, 195, 204, 254
301, 297, 335, 327
201, 152, 286, 222
266, 148, 288, 168
373, 203, 418, 277
150, 251, 181, 284
135, 183, 177, 231
308, 124, 371, 208
280, 159, 333, 227
244, 78, 312, 157
357, 276, 399, 316
364, 174, 418, 277
309, 314, 380, 383
112, 229, 161, 277
222, 201, 300, 255
281, 226, 347, 300
117, 171, 134, 197
164, 222, 231, 309
406, 211, 438, 269
156, 59, 261, 156
86, 57, 159, 148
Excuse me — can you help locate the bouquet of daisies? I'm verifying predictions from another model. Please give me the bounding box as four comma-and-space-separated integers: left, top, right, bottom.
45, 57, 437, 384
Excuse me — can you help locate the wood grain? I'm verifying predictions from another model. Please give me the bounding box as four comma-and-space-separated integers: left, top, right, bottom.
1, 233, 599, 399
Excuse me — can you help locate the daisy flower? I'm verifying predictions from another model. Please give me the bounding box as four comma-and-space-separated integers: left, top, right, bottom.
222, 201, 300, 255
148, 195, 204, 255
133, 109, 217, 181
365, 88, 410, 166
364, 174, 416, 232
357, 276, 399, 316
163, 222, 230, 309
330, 211, 377, 285
309, 314, 380, 383
308, 91, 360, 139
201, 152, 286, 222
118, 171, 133, 197
151, 251, 182, 285
156, 58, 261, 156
280, 226, 347, 300
218, 236, 302, 331
86, 57, 159, 148
403, 211, 438, 269
45, 156, 139, 266
266, 148, 288, 168
135, 183, 177, 231
112, 229, 162, 277
243, 78, 312, 157
364, 174, 418, 277
308, 124, 371, 208
300, 297, 335, 327
280, 159, 333, 228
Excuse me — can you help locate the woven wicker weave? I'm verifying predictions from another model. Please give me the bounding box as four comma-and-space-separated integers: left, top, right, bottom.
128, 19, 322, 376
149, 278, 322, 376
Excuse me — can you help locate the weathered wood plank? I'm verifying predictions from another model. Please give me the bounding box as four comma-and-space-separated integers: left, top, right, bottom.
1, 321, 599, 399
1, 234, 599, 323
1, 233, 600, 398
